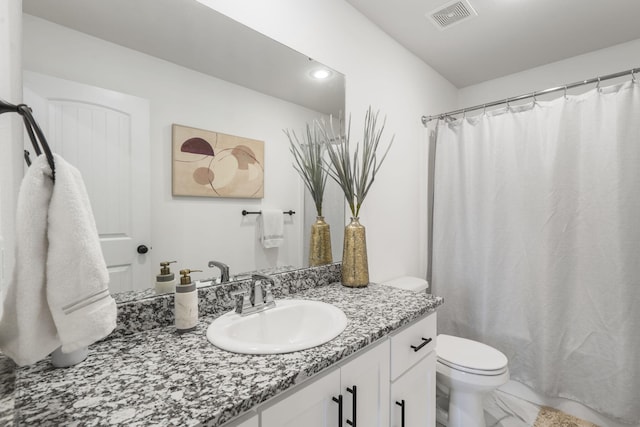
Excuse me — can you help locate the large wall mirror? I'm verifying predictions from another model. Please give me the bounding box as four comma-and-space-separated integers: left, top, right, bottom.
22, 0, 346, 302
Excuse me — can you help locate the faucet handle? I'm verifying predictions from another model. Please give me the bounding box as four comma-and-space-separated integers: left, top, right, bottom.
231, 290, 252, 314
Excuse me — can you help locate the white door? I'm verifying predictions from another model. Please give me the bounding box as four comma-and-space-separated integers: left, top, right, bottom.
23, 71, 151, 294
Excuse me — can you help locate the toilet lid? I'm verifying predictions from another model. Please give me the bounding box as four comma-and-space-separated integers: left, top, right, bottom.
382, 276, 429, 292
437, 334, 508, 374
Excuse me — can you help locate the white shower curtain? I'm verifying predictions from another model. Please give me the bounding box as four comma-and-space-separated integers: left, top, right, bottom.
432, 80, 640, 424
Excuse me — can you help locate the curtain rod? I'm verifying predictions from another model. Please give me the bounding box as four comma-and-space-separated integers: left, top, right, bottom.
421, 67, 639, 126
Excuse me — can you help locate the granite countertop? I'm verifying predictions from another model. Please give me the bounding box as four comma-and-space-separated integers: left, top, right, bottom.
7, 281, 442, 426
0, 356, 15, 426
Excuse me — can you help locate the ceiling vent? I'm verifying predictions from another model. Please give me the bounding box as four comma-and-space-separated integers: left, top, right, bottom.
427, 0, 477, 30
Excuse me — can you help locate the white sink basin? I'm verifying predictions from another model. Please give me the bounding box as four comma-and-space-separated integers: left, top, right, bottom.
206, 299, 348, 354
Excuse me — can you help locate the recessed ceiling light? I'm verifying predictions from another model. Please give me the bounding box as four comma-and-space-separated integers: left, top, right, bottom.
311, 68, 332, 80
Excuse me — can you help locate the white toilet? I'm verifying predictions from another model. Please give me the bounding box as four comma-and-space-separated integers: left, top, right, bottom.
436, 334, 509, 427
382, 277, 510, 427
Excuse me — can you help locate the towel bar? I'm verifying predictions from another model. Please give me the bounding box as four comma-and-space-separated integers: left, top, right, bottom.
242, 210, 295, 216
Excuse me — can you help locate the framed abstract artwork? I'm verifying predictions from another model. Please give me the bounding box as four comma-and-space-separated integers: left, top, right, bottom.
172, 124, 264, 198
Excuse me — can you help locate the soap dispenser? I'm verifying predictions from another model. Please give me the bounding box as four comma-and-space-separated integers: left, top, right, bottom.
155, 261, 177, 295
175, 269, 201, 333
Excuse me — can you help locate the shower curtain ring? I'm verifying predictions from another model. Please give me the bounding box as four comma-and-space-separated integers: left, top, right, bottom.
483, 104, 487, 115
532, 92, 537, 105
632, 69, 637, 83
596, 77, 601, 92
564, 86, 568, 99
506, 98, 510, 109
462, 108, 466, 118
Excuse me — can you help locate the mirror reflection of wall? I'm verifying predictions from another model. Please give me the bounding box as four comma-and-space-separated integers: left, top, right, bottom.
21, 0, 345, 299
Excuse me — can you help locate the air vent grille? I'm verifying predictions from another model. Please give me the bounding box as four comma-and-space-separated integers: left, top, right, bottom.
428, 0, 477, 30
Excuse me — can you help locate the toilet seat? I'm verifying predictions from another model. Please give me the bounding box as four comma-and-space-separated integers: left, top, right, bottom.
437, 334, 508, 376
438, 358, 508, 376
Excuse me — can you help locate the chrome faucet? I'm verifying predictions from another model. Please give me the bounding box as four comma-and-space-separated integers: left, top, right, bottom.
233, 274, 276, 316
251, 274, 275, 306
207, 260, 230, 283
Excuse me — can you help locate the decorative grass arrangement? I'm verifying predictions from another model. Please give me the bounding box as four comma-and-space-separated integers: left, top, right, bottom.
319, 107, 394, 218
284, 123, 328, 216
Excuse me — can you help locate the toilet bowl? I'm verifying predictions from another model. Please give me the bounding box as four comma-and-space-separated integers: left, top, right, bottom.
381, 276, 510, 427
436, 334, 509, 427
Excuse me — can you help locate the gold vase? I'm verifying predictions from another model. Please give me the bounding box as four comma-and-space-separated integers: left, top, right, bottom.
341, 217, 369, 287
309, 216, 333, 266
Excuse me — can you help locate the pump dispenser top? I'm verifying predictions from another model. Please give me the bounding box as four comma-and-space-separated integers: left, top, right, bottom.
179, 269, 201, 285
160, 261, 176, 275
155, 261, 177, 295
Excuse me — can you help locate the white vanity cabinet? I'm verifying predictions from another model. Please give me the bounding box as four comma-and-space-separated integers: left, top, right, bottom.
232, 311, 438, 427
261, 340, 390, 427
389, 312, 437, 427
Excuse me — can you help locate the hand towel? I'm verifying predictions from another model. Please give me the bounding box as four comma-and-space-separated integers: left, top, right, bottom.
46, 154, 116, 354
0, 155, 59, 365
260, 209, 284, 248
0, 154, 117, 366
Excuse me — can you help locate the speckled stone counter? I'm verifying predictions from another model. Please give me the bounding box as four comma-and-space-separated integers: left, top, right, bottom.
0, 356, 15, 425
7, 273, 443, 426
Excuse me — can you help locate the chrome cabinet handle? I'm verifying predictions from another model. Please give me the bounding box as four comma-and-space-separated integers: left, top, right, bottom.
410, 337, 432, 352
346, 385, 357, 426
395, 400, 406, 427
332, 394, 343, 427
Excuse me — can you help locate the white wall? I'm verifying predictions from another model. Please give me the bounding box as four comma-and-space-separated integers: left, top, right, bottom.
22, 15, 332, 283
458, 38, 640, 108
207, 0, 458, 282
0, 0, 23, 306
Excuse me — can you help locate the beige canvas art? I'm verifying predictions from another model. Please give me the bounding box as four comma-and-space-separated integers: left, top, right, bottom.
172, 124, 264, 198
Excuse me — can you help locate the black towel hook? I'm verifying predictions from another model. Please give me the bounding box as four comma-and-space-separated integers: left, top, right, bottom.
0, 99, 55, 181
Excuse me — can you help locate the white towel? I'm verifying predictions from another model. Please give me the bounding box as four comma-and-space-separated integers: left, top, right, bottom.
46, 154, 116, 353
0, 155, 58, 365
260, 209, 284, 248
0, 154, 117, 366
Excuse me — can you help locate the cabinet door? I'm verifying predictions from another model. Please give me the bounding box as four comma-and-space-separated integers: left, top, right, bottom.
262, 369, 340, 427
223, 412, 258, 427
390, 351, 436, 427
340, 340, 390, 427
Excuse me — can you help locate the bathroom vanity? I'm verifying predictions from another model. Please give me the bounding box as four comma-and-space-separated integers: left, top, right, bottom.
1, 265, 442, 426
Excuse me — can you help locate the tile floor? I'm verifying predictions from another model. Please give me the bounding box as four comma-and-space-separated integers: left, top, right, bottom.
436, 388, 601, 427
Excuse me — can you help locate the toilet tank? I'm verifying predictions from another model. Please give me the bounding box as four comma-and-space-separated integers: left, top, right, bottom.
382, 276, 429, 293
